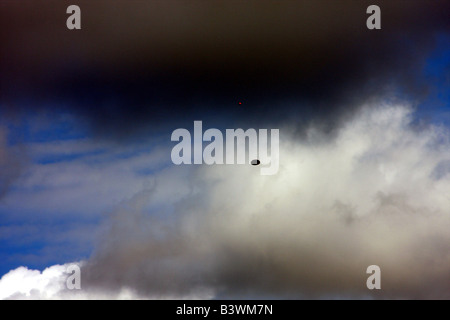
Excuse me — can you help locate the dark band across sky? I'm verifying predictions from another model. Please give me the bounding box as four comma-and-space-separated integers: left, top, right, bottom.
1, 0, 449, 138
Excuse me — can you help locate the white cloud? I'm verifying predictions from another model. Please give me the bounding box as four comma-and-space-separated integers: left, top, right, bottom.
0, 264, 69, 300
80, 103, 450, 298
0, 263, 213, 299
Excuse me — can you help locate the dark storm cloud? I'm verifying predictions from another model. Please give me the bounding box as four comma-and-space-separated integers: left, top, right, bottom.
1, 0, 449, 137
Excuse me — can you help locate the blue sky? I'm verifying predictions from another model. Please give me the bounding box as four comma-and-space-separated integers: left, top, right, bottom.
0, 112, 174, 276
417, 33, 450, 124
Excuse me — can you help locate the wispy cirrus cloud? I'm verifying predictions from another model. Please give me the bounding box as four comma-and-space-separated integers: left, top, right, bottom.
0, 127, 24, 200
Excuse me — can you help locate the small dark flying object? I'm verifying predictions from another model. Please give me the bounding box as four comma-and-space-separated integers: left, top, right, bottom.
251, 159, 260, 166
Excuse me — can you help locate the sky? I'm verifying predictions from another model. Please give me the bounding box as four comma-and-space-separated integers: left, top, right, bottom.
0, 0, 450, 299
